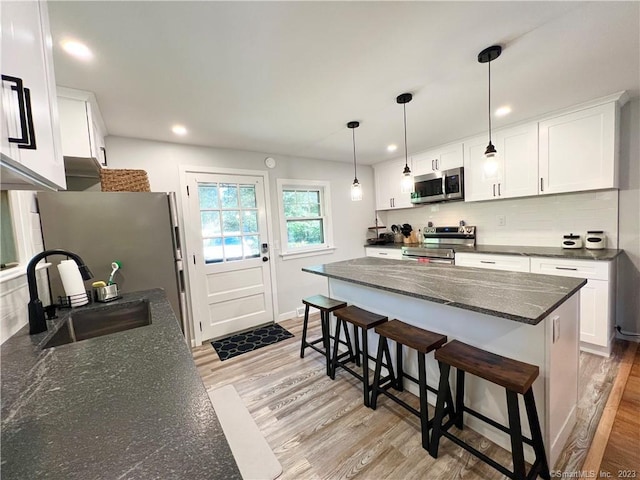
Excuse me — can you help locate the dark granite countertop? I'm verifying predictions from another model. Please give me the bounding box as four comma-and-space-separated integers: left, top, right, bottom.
303, 257, 586, 325
1, 289, 242, 480
364, 243, 621, 261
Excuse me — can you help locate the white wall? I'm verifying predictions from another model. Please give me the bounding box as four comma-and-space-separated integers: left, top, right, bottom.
616, 98, 640, 335
104, 136, 376, 322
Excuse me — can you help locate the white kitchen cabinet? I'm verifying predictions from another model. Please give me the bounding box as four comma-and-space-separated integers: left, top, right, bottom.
365, 247, 403, 260
538, 102, 618, 195
373, 158, 413, 210
412, 142, 463, 175
57, 87, 107, 165
530, 257, 615, 357
455, 252, 530, 272
0, 1, 65, 190
464, 123, 538, 202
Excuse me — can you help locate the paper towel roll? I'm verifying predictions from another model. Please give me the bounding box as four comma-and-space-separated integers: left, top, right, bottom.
57, 260, 88, 307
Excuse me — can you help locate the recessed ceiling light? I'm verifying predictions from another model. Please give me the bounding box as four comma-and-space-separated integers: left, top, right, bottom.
172, 125, 187, 136
61, 40, 93, 61
387, 144, 398, 152
495, 106, 512, 117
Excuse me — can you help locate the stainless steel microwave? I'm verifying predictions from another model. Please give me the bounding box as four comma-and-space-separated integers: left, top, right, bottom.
411, 167, 464, 204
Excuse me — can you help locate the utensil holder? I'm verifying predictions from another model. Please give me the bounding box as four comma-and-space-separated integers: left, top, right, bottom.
94, 284, 120, 303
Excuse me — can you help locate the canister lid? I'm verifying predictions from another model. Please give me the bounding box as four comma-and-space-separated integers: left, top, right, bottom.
587, 230, 604, 234
563, 234, 580, 239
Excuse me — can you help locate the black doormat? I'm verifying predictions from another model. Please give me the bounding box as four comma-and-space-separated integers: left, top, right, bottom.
211, 324, 294, 361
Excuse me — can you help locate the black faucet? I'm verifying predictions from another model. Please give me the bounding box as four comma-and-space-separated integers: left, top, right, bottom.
27, 250, 93, 335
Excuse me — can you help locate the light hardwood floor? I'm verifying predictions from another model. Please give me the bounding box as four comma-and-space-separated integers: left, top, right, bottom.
193, 316, 633, 480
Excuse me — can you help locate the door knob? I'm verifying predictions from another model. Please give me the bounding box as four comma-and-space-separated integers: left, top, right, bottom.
262, 256, 269, 262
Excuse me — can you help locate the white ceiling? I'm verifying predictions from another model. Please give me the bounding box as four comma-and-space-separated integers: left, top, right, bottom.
48, 1, 640, 165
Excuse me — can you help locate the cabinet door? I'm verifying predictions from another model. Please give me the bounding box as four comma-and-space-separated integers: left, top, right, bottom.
539, 102, 617, 195
499, 123, 538, 199
58, 97, 93, 158
455, 252, 530, 272
0, 1, 64, 190
374, 159, 412, 210
578, 279, 609, 347
463, 134, 499, 202
413, 142, 463, 175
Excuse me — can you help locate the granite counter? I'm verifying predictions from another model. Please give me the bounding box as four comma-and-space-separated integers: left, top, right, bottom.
1, 289, 241, 480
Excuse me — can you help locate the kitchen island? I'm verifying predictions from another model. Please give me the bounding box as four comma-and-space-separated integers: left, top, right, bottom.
303, 257, 587, 467
1, 289, 241, 480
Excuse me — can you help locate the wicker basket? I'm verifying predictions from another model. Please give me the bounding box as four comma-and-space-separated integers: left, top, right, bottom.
100, 169, 151, 192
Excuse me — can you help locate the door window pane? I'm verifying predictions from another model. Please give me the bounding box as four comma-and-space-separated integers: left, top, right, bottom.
243, 235, 260, 258
219, 184, 238, 208
222, 210, 240, 235
240, 185, 257, 208
200, 211, 221, 237
203, 238, 223, 263
198, 185, 219, 209
224, 236, 243, 260
242, 211, 258, 234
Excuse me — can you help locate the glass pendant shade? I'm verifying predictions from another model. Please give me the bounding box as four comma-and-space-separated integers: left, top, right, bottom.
347, 121, 362, 201
351, 179, 362, 201
400, 164, 413, 194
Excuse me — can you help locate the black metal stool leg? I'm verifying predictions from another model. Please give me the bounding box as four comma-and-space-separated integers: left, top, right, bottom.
506, 390, 526, 480
418, 351, 429, 450
362, 328, 370, 407
330, 319, 343, 380
300, 304, 310, 358
352, 325, 361, 367
455, 369, 465, 429
429, 361, 451, 458
321, 311, 331, 376
370, 335, 387, 410
382, 339, 395, 387
524, 388, 551, 480
342, 321, 356, 363
396, 342, 404, 391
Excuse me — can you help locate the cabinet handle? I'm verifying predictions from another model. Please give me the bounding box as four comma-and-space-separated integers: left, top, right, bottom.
480, 260, 496, 264
2, 75, 37, 150
379, 252, 388, 256
498, 183, 501, 196
100, 146, 108, 166
436, 159, 439, 170
432, 159, 435, 171
555, 266, 578, 271
493, 184, 496, 197
540, 178, 544, 192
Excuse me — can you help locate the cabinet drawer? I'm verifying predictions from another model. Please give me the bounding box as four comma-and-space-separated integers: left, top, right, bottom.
530, 257, 611, 281
455, 253, 530, 272
365, 247, 402, 260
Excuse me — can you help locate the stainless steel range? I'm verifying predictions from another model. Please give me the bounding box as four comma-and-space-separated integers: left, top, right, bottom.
401, 226, 476, 264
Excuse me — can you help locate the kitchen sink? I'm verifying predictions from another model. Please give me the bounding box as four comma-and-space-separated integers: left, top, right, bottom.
43, 299, 151, 349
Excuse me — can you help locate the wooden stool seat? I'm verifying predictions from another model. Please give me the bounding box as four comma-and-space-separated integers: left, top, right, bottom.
375, 320, 447, 354
435, 340, 539, 395
331, 306, 388, 407
371, 320, 451, 451
300, 295, 348, 376
430, 340, 550, 480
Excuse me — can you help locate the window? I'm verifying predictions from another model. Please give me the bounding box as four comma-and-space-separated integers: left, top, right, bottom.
1, 191, 18, 269
277, 179, 334, 258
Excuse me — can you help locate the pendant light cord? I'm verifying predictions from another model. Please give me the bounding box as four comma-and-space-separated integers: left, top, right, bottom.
403, 103, 409, 168
488, 60, 492, 143
352, 127, 358, 181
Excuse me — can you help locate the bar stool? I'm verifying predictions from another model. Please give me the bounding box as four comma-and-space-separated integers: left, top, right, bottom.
300, 295, 348, 376
331, 305, 387, 407
430, 340, 550, 480
370, 320, 450, 450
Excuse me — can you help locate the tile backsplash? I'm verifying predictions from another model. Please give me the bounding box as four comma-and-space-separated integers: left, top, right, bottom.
382, 190, 619, 248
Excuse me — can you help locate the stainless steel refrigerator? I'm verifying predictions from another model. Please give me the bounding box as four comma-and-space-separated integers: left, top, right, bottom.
37, 191, 187, 333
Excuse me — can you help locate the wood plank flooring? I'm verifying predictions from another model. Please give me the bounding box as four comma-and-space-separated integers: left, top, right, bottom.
193, 316, 633, 480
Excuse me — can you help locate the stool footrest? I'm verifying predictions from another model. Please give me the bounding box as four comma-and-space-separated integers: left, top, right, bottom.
376, 389, 422, 419
463, 406, 534, 447
441, 430, 513, 478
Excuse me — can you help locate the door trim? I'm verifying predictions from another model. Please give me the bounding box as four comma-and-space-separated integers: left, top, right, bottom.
178, 165, 278, 347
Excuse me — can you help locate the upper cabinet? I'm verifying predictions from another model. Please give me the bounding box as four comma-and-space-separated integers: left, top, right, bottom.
57, 87, 107, 166
413, 142, 463, 176
464, 123, 538, 202
0, 1, 66, 190
538, 102, 618, 195
373, 158, 413, 210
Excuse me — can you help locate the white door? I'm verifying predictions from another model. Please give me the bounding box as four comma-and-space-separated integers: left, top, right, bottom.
185, 172, 274, 341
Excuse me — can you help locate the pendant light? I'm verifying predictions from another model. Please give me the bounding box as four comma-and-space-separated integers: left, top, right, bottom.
397, 93, 414, 194
478, 45, 502, 158
347, 121, 362, 201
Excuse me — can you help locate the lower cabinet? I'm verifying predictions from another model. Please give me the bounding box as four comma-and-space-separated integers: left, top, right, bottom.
365, 247, 403, 260
455, 252, 530, 272
455, 252, 615, 356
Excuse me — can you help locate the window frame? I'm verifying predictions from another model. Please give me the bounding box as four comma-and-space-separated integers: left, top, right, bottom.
276, 179, 335, 259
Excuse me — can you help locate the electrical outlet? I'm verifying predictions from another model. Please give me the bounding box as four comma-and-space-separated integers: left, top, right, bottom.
553, 316, 561, 343
497, 215, 506, 227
